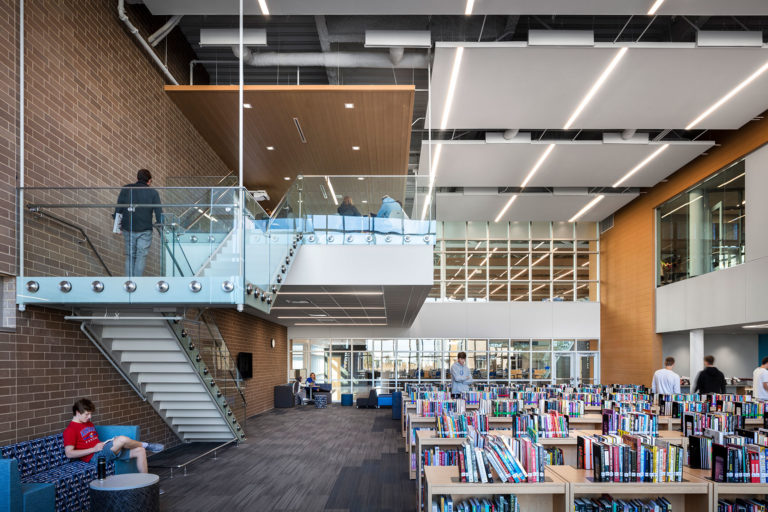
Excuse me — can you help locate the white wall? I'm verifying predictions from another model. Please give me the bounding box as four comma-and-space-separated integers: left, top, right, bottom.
287, 300, 601, 340
656, 144, 768, 333
662, 332, 758, 379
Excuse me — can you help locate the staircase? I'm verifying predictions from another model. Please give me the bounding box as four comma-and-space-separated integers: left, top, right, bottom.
79, 311, 245, 443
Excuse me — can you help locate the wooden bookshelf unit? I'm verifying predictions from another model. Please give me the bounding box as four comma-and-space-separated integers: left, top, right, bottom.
424, 466, 568, 512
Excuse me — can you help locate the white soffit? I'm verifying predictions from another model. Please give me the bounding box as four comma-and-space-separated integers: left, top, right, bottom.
418, 140, 714, 188
435, 192, 638, 222
430, 45, 768, 130
142, 0, 768, 15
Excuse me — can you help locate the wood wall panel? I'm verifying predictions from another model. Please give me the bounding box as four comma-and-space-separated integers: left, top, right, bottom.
601, 116, 768, 385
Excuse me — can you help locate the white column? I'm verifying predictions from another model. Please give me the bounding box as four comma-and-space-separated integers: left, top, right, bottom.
690, 329, 704, 387
688, 189, 709, 278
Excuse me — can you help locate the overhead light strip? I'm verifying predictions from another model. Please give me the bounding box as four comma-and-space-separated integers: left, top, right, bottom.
294, 323, 388, 326
686, 60, 768, 130
521, 144, 556, 189
440, 47, 464, 130
278, 316, 387, 320
494, 195, 518, 223
569, 195, 605, 223
271, 306, 385, 310
563, 47, 628, 130
278, 291, 383, 296
743, 323, 768, 329
465, 0, 475, 15
257, 0, 270, 15
717, 172, 745, 188
647, 0, 664, 15
727, 214, 745, 224
612, 144, 669, 187
325, 176, 339, 206
421, 144, 443, 221
661, 195, 702, 219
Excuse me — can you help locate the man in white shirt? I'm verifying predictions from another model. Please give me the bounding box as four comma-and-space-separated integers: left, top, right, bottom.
450, 351, 473, 396
651, 356, 681, 394
754, 357, 768, 400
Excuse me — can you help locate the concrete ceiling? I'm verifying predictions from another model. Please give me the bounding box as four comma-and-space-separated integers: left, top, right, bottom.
430, 44, 768, 130
435, 191, 638, 222
418, 139, 714, 188
141, 0, 768, 16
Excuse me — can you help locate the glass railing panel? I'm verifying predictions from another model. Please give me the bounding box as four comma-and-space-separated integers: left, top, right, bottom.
243, 191, 271, 298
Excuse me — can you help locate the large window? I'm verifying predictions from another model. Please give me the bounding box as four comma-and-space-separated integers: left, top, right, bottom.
289, 338, 600, 399
657, 159, 745, 286
430, 221, 599, 302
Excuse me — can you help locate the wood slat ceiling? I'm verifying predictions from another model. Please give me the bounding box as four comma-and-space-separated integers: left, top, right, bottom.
165, 85, 414, 208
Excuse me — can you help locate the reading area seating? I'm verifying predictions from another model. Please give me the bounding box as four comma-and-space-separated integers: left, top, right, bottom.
1, 426, 139, 512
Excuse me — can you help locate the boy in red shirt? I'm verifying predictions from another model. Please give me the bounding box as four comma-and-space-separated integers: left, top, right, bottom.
63, 398, 164, 473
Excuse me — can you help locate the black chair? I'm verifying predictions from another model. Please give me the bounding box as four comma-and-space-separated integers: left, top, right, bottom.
356, 389, 378, 408
274, 385, 295, 408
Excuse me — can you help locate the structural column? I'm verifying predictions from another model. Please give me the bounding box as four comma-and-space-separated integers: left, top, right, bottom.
689, 329, 704, 389
688, 189, 709, 278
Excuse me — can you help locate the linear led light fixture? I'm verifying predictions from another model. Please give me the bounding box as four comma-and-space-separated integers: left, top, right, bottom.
465, 0, 475, 15
563, 47, 627, 130
440, 47, 464, 130
325, 176, 338, 206
494, 194, 518, 223
258, 0, 270, 15
272, 306, 385, 310
521, 144, 556, 189
744, 323, 768, 329
686, 60, 768, 130
278, 316, 386, 320
554, 269, 574, 281
612, 144, 669, 187
647, 0, 664, 15
294, 323, 388, 326
278, 291, 383, 296
420, 144, 443, 220
569, 195, 605, 223
717, 172, 745, 188
727, 214, 745, 224
661, 195, 702, 219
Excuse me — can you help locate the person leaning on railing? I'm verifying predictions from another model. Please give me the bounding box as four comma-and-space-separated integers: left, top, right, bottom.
113, 169, 163, 277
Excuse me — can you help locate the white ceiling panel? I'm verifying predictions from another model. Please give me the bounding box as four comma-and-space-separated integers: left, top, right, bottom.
435, 192, 638, 222
143, 0, 768, 15
418, 140, 713, 188
431, 44, 768, 130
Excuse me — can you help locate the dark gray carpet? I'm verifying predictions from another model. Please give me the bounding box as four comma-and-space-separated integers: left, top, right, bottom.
156, 405, 414, 511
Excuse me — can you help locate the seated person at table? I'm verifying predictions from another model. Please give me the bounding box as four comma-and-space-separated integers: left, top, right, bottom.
292, 376, 305, 404
63, 398, 164, 473
306, 372, 317, 387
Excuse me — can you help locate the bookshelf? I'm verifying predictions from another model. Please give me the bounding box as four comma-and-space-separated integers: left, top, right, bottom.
424, 465, 568, 512
552, 465, 711, 512
562, 413, 602, 431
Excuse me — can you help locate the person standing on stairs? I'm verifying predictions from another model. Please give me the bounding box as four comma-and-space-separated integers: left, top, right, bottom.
63, 398, 165, 473
113, 169, 163, 277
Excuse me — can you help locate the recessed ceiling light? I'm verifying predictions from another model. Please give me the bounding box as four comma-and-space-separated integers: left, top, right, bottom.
569, 195, 605, 223
352, 146, 360, 151
440, 47, 464, 130
283, 176, 291, 181
257, 0, 269, 15
362, 200, 368, 204
345, 103, 355, 109
266, 146, 275, 150
465, 0, 475, 15
563, 47, 627, 130
612, 144, 669, 187
357, 177, 365, 181
647, 0, 664, 15
243, 103, 252, 109
686, 60, 768, 130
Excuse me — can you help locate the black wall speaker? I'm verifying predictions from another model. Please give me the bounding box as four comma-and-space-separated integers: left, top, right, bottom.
237, 352, 253, 379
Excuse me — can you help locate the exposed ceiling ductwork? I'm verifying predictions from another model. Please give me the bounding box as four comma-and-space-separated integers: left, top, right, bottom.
231, 45, 428, 69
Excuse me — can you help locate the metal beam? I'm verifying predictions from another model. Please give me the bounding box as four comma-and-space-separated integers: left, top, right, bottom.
314, 15, 339, 85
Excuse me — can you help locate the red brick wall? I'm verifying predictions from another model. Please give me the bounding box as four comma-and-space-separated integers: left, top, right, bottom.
0, 1, 278, 447
212, 310, 288, 418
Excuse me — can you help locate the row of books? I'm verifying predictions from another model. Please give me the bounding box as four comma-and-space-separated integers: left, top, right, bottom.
490, 399, 523, 417
720, 401, 766, 418
711, 443, 768, 483
564, 392, 602, 406
717, 498, 768, 512
462, 391, 497, 405
508, 412, 570, 439
577, 434, 684, 482
574, 496, 672, 512
432, 495, 519, 512
418, 399, 466, 417
423, 447, 460, 468
601, 411, 658, 435
682, 411, 742, 436
603, 400, 653, 413
410, 391, 452, 401
543, 399, 585, 417
436, 413, 488, 438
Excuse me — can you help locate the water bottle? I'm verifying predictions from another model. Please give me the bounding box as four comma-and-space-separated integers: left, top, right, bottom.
97, 455, 106, 480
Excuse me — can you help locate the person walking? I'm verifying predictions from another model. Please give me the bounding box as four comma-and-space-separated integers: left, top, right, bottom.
114, 169, 163, 277
337, 196, 362, 216
651, 356, 681, 394
693, 355, 727, 394
450, 351, 473, 397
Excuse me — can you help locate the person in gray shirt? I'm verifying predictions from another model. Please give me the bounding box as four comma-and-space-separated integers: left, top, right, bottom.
450, 351, 473, 396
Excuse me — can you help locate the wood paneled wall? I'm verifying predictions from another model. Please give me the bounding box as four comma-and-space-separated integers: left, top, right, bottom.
600, 116, 768, 385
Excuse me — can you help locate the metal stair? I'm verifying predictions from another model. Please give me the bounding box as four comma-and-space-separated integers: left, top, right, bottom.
78, 311, 245, 443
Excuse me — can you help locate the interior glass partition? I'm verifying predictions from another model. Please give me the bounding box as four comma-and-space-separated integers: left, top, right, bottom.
289, 338, 600, 399
430, 221, 599, 302
656, 159, 746, 286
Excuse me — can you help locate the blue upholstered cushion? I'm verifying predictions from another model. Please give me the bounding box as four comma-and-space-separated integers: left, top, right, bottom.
21, 482, 56, 512
0, 435, 68, 480
25, 460, 114, 512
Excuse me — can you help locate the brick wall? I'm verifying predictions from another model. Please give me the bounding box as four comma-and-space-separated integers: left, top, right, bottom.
0, 1, 287, 447
212, 310, 288, 418
600, 115, 768, 386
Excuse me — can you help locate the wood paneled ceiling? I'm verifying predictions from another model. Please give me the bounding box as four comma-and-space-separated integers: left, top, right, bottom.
165, 85, 414, 207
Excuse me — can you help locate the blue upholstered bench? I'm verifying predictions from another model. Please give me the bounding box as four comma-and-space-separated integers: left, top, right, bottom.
1, 426, 139, 512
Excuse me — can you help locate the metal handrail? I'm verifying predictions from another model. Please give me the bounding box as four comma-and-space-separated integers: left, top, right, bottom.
27, 205, 113, 276
200, 310, 247, 405
155, 224, 194, 276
